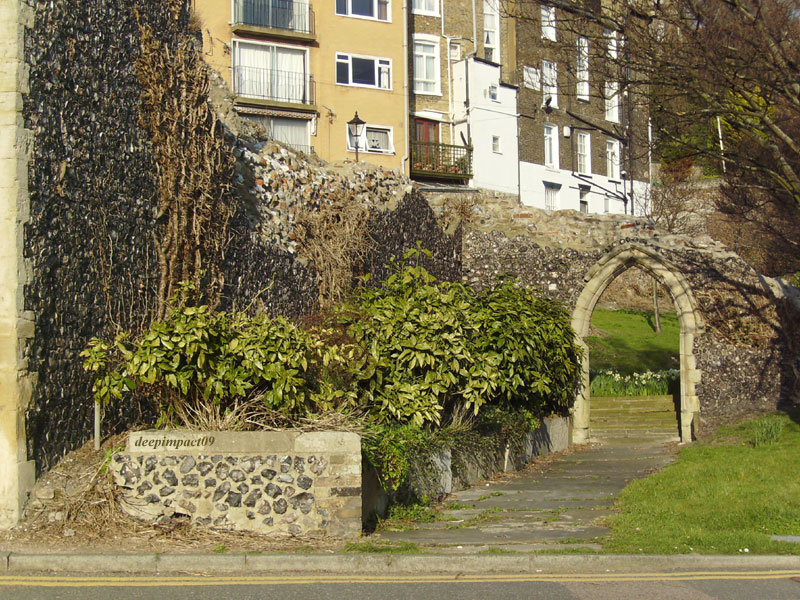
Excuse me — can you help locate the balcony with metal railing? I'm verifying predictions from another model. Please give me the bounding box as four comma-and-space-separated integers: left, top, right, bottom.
233, 0, 315, 41
233, 66, 315, 109
410, 141, 473, 180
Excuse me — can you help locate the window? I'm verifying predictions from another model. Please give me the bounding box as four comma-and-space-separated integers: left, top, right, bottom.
336, 53, 391, 89
413, 36, 440, 94
544, 123, 559, 169
544, 182, 560, 210
348, 124, 394, 154
336, 0, 389, 21
579, 186, 590, 213
449, 42, 461, 60
492, 135, 501, 153
576, 131, 591, 174
541, 6, 556, 41
576, 37, 589, 101
542, 60, 558, 107
605, 80, 619, 122
412, 0, 438, 16
606, 138, 620, 179
523, 65, 541, 90
483, 0, 498, 62
488, 84, 498, 100
233, 40, 309, 104
242, 115, 310, 152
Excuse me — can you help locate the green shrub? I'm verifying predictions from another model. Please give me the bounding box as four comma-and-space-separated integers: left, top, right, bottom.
81, 285, 361, 428
338, 248, 582, 427
473, 279, 582, 414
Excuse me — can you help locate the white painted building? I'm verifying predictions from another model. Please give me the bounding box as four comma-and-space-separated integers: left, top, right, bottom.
519, 142, 650, 216
452, 57, 519, 195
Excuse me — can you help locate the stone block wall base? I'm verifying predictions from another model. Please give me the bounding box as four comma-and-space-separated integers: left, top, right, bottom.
111, 431, 361, 538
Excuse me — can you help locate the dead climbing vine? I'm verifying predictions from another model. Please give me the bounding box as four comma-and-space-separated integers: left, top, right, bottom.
295, 198, 372, 308
136, 6, 236, 318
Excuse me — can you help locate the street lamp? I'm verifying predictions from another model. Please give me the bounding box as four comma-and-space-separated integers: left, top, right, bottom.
347, 112, 366, 162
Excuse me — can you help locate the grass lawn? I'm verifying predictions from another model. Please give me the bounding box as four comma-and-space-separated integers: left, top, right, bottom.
605, 412, 800, 555
587, 309, 680, 374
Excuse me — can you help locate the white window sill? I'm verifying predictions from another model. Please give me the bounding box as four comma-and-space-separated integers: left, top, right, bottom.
336, 13, 392, 24
413, 89, 442, 97
412, 10, 440, 17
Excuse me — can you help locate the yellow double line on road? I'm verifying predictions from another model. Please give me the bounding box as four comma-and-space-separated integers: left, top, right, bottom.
1, 571, 800, 586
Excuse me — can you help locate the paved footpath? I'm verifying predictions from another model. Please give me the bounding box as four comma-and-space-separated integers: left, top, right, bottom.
379, 439, 676, 552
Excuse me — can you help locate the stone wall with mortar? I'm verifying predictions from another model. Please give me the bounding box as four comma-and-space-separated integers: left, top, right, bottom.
112, 431, 362, 538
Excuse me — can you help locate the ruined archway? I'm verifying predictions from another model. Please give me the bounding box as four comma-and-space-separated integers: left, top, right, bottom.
571, 244, 704, 444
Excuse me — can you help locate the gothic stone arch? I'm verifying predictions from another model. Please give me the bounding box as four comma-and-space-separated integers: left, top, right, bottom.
571, 244, 704, 444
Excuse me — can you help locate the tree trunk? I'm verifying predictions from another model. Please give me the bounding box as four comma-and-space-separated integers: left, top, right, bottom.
653, 279, 662, 333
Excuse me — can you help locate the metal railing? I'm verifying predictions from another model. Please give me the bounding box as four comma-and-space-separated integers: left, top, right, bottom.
233, 66, 315, 105
410, 141, 473, 179
233, 0, 314, 35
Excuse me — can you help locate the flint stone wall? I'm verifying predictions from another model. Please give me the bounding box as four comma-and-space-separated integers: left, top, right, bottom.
21, 0, 461, 475
112, 431, 361, 538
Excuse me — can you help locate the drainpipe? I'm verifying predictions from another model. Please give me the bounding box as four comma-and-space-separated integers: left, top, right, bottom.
402, 0, 410, 175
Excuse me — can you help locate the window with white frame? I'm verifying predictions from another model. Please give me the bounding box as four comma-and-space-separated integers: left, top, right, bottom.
544, 182, 560, 210
233, 40, 308, 104
413, 35, 440, 94
605, 80, 619, 122
412, 0, 438, 16
347, 124, 394, 154
576, 37, 589, 101
336, 0, 390, 21
523, 65, 541, 90
576, 131, 591, 174
492, 135, 501, 153
336, 53, 391, 89
579, 186, 590, 213
606, 138, 620, 179
541, 6, 556, 41
488, 84, 498, 100
544, 123, 559, 169
483, 0, 498, 62
542, 60, 558, 107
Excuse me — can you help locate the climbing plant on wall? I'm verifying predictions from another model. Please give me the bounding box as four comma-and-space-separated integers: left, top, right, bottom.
136, 0, 236, 318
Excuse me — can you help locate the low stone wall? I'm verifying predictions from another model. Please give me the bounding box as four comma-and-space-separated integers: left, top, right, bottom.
111, 431, 361, 538
362, 416, 570, 523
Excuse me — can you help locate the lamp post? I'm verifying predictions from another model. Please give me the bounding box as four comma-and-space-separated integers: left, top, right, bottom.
347, 112, 366, 162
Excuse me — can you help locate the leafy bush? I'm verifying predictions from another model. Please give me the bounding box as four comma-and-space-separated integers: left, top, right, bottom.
338, 248, 582, 427
472, 279, 582, 414
590, 369, 679, 397
81, 285, 361, 428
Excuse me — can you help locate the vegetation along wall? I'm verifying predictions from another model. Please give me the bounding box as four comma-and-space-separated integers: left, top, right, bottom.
19, 0, 461, 487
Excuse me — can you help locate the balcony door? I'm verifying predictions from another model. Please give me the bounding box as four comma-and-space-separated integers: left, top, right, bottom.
234, 41, 307, 104
414, 118, 439, 167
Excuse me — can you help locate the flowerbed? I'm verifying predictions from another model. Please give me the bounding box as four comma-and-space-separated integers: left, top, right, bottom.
590, 369, 679, 397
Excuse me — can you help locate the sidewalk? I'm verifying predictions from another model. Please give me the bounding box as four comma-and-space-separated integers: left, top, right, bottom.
379, 439, 675, 553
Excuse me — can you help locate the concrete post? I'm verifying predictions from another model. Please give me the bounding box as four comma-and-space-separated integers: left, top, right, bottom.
0, 0, 35, 528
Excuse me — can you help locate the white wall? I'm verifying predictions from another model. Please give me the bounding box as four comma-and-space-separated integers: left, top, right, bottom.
520, 161, 649, 216
453, 58, 519, 195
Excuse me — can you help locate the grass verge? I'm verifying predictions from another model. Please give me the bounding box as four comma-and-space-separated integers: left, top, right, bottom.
605, 412, 800, 554
587, 309, 679, 374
